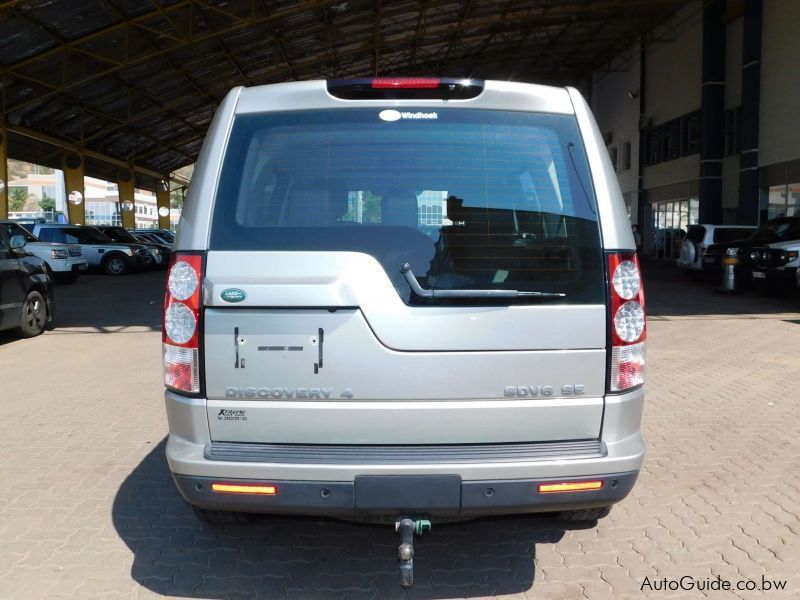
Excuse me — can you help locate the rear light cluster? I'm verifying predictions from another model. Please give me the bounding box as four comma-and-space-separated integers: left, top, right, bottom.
608, 253, 646, 392
163, 253, 203, 394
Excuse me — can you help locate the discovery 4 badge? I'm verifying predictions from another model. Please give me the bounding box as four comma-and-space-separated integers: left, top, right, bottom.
220, 288, 246, 303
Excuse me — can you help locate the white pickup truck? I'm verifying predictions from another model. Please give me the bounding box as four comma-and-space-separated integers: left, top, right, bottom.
1, 221, 88, 284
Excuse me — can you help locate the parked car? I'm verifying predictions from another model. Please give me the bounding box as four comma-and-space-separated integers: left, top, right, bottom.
743, 239, 800, 291
703, 217, 800, 284
0, 225, 55, 337
1, 221, 88, 284
132, 228, 174, 245
95, 225, 171, 268
28, 224, 151, 276
677, 224, 757, 274
162, 78, 647, 585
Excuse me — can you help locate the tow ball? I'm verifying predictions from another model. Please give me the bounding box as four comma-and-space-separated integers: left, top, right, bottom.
394, 517, 431, 586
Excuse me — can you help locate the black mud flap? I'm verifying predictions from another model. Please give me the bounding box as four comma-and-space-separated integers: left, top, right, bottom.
354, 475, 462, 516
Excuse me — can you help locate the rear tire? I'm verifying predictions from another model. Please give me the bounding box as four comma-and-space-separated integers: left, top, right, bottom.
14, 290, 47, 338
103, 254, 129, 276
558, 507, 612, 522
192, 506, 253, 525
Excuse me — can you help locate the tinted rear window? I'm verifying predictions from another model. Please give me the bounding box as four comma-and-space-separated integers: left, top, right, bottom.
210, 109, 603, 304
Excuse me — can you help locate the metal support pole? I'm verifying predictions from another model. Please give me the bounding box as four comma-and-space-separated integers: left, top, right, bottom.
636, 35, 646, 232
0, 123, 8, 220
156, 180, 171, 230
62, 151, 86, 225
118, 171, 135, 229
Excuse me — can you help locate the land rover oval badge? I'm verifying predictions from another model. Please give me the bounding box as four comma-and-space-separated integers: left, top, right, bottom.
220, 288, 246, 303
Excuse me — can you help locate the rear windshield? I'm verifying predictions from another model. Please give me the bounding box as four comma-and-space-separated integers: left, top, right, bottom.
210, 109, 603, 304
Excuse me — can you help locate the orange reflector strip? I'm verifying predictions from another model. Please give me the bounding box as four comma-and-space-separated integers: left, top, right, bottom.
211, 483, 277, 495
538, 480, 603, 494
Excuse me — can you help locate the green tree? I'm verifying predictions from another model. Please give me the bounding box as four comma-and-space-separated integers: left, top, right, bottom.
40, 194, 56, 213
9, 187, 28, 211
170, 189, 184, 208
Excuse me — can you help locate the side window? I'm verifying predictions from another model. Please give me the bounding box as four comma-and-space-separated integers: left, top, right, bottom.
63, 231, 81, 244
43, 228, 68, 244
0, 228, 9, 253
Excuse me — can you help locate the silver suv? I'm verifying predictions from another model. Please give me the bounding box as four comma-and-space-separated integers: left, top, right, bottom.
163, 78, 646, 584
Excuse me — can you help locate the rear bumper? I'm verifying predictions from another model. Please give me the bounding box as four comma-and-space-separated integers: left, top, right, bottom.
164, 387, 645, 517
172, 470, 639, 519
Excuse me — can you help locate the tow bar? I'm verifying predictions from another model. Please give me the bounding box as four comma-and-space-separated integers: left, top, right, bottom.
395, 517, 431, 586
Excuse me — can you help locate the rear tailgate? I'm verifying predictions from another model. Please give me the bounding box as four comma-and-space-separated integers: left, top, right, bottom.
204, 252, 606, 444
202, 104, 607, 446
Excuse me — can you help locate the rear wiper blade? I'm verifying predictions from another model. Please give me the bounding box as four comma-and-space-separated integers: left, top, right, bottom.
400, 263, 566, 299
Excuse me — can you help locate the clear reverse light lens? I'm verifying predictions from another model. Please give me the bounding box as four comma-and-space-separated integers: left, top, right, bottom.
612, 260, 640, 300
168, 261, 199, 301
165, 302, 196, 344
163, 344, 199, 393
610, 342, 645, 391
614, 301, 645, 343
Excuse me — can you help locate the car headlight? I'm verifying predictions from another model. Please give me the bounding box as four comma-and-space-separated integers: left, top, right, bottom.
778, 251, 799, 265
51, 249, 69, 259
725, 247, 739, 257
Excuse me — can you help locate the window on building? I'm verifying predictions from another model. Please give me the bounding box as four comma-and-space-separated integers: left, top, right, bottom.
665, 120, 680, 161
622, 141, 632, 171
724, 107, 740, 156
609, 146, 618, 172
645, 128, 660, 166
682, 112, 700, 156
767, 183, 800, 219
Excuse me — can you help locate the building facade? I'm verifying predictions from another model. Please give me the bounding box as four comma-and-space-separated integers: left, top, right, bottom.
591, 0, 799, 258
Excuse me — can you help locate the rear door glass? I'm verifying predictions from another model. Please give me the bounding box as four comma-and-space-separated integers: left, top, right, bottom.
210, 109, 604, 304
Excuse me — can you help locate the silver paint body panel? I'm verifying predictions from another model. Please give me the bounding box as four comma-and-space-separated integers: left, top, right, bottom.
166, 79, 645, 503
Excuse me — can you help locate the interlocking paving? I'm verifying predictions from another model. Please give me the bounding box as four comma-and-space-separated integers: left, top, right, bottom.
1, 265, 798, 599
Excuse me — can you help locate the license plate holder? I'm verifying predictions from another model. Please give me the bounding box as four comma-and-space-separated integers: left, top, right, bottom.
354, 475, 462, 514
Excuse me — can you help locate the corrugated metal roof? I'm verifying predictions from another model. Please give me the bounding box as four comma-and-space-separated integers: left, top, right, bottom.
0, 0, 688, 187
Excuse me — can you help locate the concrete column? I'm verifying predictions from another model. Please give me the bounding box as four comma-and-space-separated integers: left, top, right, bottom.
0, 124, 8, 220
62, 151, 86, 225
156, 180, 170, 230
737, 0, 763, 225
118, 171, 135, 229
699, 0, 726, 224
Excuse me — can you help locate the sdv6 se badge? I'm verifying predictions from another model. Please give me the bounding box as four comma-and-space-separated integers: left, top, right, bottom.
504, 384, 585, 397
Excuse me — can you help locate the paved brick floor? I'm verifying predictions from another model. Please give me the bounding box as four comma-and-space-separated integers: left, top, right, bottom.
1, 266, 798, 599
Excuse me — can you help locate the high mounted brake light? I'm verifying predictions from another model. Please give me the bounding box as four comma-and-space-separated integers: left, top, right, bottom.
327, 77, 484, 100
371, 77, 440, 89
163, 252, 204, 394
608, 252, 646, 392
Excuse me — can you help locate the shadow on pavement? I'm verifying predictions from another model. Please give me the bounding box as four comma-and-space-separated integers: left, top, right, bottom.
642, 259, 800, 318
52, 270, 165, 331
113, 439, 573, 599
